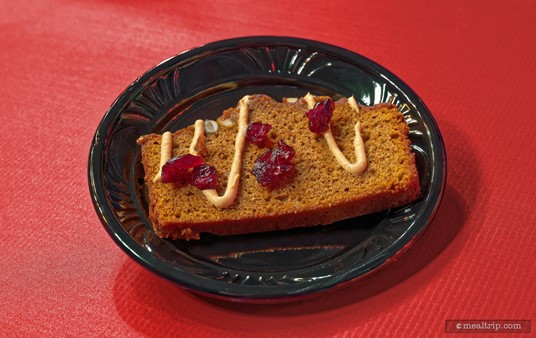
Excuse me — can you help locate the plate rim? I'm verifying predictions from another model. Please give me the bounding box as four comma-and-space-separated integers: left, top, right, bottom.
88, 35, 447, 302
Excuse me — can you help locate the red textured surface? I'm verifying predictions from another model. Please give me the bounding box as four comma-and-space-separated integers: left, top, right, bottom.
1, 0, 535, 336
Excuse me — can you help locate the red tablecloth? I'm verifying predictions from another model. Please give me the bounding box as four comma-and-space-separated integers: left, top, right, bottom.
1, 0, 535, 336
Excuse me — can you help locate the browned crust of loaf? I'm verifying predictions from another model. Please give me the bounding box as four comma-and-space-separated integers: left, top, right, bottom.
138, 95, 421, 240
154, 179, 420, 239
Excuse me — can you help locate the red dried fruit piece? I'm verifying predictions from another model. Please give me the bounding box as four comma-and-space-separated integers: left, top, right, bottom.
161, 154, 204, 183
273, 140, 295, 162
191, 164, 218, 190
246, 122, 272, 148
305, 97, 335, 134
252, 141, 296, 189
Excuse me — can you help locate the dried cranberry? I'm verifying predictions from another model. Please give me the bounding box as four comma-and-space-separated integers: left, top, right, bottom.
191, 164, 218, 190
246, 122, 272, 148
161, 154, 204, 183
252, 141, 296, 189
273, 140, 295, 162
305, 97, 334, 134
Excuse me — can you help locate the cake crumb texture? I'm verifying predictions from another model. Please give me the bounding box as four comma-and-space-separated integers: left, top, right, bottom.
137, 95, 420, 240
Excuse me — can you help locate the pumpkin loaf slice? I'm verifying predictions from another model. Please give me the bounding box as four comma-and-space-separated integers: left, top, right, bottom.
137, 94, 420, 240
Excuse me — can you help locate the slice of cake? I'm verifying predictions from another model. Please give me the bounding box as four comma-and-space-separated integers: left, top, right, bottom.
137, 94, 420, 240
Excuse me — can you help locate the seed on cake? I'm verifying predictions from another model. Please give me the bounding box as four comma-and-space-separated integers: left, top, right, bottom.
220, 119, 234, 127
204, 119, 219, 133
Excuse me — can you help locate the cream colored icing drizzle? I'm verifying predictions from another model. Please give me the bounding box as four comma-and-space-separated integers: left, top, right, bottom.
154, 97, 249, 208
189, 120, 205, 156
192, 95, 250, 208
153, 131, 172, 183
304, 93, 367, 175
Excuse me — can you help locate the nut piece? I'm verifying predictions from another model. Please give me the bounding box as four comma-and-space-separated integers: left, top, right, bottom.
220, 119, 234, 127
204, 119, 219, 133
